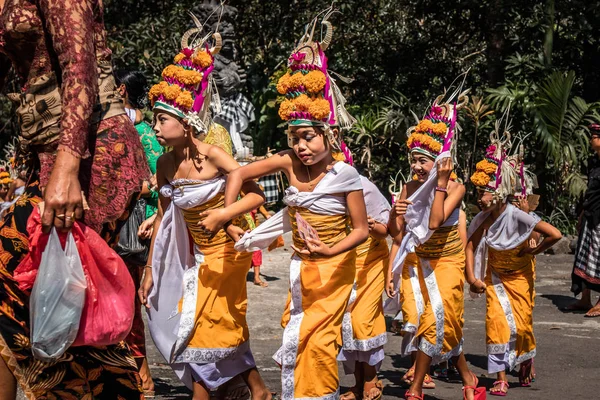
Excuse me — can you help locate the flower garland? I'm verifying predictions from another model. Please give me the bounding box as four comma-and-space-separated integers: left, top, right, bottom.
277, 93, 330, 122
277, 70, 327, 95
407, 117, 450, 157
470, 171, 491, 187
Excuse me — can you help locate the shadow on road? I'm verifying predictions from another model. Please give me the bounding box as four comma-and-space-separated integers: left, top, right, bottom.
153, 377, 191, 398
246, 271, 280, 283
541, 294, 584, 313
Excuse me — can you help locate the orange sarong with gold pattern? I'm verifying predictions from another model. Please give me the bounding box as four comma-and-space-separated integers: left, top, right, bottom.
485, 242, 536, 372
277, 207, 356, 399
413, 225, 465, 363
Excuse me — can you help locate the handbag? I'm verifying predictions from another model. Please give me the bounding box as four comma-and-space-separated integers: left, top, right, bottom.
115, 198, 150, 265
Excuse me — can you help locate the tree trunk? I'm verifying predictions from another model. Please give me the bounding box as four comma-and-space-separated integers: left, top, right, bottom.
483, 0, 506, 86
543, 0, 555, 66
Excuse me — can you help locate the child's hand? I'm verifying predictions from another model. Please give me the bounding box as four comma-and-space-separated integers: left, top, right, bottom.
138, 214, 156, 239
292, 237, 332, 257
393, 199, 413, 216
368, 216, 376, 232
225, 225, 246, 242
198, 209, 228, 234
386, 278, 397, 298
469, 279, 487, 294
518, 245, 536, 257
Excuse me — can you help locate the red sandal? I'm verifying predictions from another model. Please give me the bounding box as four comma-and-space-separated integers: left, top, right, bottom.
404, 390, 424, 400
519, 359, 534, 387
489, 380, 508, 397
462, 372, 487, 400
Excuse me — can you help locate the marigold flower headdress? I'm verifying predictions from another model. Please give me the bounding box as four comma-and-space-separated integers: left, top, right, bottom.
406, 87, 470, 160
277, 7, 356, 152
149, 15, 222, 134
470, 114, 518, 202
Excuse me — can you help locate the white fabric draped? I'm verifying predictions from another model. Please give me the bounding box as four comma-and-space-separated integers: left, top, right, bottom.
235, 161, 363, 253
467, 203, 540, 289
360, 175, 391, 225
390, 151, 451, 274
147, 177, 226, 388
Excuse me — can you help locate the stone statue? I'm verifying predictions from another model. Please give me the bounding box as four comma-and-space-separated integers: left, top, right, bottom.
193, 1, 256, 160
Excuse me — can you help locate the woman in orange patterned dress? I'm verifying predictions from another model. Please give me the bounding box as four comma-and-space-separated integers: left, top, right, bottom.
0, 0, 149, 398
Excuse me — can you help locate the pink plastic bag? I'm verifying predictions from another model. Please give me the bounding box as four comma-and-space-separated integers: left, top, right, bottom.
15, 208, 135, 347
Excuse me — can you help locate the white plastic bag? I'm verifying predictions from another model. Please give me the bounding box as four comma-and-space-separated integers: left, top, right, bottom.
30, 229, 87, 361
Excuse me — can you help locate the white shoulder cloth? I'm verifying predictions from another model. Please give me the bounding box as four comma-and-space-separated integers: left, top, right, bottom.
391, 151, 451, 274
147, 177, 226, 365
235, 161, 363, 252
467, 203, 541, 287
360, 175, 391, 225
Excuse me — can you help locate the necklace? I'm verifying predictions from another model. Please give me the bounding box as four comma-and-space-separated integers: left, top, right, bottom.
306, 166, 315, 191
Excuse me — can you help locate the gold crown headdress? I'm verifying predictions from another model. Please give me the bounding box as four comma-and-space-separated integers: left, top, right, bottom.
277, 7, 356, 151
149, 12, 222, 134
470, 109, 518, 201
406, 82, 470, 159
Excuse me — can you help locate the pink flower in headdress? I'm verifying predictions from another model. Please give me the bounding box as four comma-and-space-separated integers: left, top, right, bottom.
290, 52, 306, 63
182, 48, 194, 58
486, 145, 496, 155
431, 104, 443, 115
341, 141, 354, 166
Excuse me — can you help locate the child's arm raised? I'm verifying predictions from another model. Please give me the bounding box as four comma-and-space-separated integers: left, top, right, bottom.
429, 158, 465, 230
388, 184, 408, 238
198, 145, 267, 234
300, 189, 369, 257
224, 151, 294, 208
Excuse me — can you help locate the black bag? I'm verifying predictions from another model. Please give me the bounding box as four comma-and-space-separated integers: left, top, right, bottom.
115, 199, 150, 266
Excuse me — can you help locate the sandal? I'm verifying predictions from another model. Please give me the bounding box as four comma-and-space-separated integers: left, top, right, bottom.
422, 374, 436, 389
363, 380, 384, 400
254, 280, 269, 287
143, 390, 156, 398
489, 380, 508, 397
462, 372, 487, 400
402, 367, 415, 385
340, 387, 362, 400
404, 390, 424, 400
519, 359, 534, 387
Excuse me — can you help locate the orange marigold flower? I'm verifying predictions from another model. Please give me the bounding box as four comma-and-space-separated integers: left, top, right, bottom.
192, 50, 213, 69
332, 151, 346, 162
278, 99, 295, 120
450, 171, 458, 181
303, 70, 326, 93
163, 84, 182, 101
174, 53, 186, 63
148, 81, 170, 103
470, 171, 491, 186
308, 98, 331, 120
293, 94, 312, 111
431, 122, 448, 136
415, 119, 433, 133
277, 72, 291, 94
178, 69, 203, 86
476, 160, 498, 174
288, 72, 304, 90
176, 90, 194, 109
428, 140, 442, 153
162, 65, 179, 79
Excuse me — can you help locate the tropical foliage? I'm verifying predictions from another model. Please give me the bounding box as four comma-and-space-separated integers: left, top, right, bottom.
2, 0, 600, 229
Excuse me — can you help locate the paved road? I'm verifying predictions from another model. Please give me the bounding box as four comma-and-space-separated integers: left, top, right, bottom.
17, 236, 600, 399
